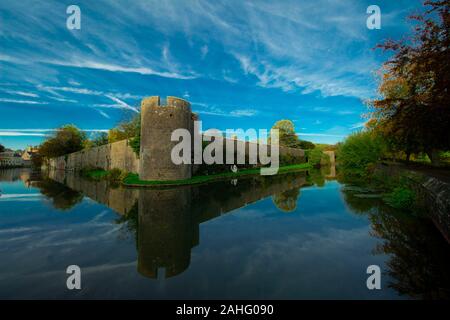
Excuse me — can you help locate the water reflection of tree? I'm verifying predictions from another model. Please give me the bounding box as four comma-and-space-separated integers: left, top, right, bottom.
307, 169, 325, 187
272, 188, 300, 212
115, 201, 139, 248
370, 210, 450, 299
341, 186, 450, 299
35, 179, 83, 210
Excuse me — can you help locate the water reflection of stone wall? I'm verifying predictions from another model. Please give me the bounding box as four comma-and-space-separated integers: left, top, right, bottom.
46, 170, 308, 279
48, 170, 138, 216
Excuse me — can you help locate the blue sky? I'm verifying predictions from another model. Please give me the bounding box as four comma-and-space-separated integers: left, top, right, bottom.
0, 0, 424, 149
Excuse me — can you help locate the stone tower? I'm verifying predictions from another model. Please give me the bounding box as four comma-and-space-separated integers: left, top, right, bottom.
139, 96, 194, 181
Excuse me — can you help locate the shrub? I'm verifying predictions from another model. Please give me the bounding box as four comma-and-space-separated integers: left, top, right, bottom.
337, 130, 386, 177
384, 186, 415, 210
306, 148, 329, 168
129, 136, 140, 156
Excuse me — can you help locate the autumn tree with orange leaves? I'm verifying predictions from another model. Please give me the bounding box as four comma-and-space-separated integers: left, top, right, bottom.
370, 0, 450, 165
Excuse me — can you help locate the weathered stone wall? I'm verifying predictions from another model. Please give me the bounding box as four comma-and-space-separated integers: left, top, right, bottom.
48, 139, 139, 173
204, 136, 305, 164
48, 96, 305, 180
374, 162, 450, 244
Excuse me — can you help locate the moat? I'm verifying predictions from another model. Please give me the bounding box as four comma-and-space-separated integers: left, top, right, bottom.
0, 168, 449, 299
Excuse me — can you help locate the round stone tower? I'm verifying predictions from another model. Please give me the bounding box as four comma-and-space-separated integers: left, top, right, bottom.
139, 96, 193, 181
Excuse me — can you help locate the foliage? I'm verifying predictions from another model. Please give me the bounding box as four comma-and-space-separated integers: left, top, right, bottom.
39, 125, 87, 158
272, 188, 300, 212
80, 168, 127, 182
269, 120, 312, 149
35, 178, 83, 210
129, 135, 141, 155
92, 132, 109, 147
108, 114, 141, 143
308, 168, 325, 187
298, 140, 316, 149
370, 0, 450, 165
384, 186, 416, 210
337, 130, 386, 177
0, 144, 4, 153
31, 152, 43, 168
108, 113, 141, 155
306, 148, 329, 168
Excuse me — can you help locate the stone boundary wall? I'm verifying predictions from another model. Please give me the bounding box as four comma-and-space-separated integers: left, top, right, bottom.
374, 162, 450, 244
48, 139, 139, 173
48, 138, 305, 175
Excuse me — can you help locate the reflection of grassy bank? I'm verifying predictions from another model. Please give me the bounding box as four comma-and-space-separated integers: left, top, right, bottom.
122, 163, 311, 187
337, 167, 418, 212
80, 168, 126, 182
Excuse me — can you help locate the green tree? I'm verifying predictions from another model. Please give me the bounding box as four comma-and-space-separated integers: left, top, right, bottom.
0, 143, 4, 153
270, 120, 303, 148
108, 113, 141, 155
39, 125, 87, 158
91, 132, 109, 147
108, 114, 141, 143
337, 130, 386, 177
298, 140, 316, 149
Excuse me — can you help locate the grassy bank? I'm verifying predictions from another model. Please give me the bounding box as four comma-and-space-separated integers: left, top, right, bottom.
122, 163, 311, 187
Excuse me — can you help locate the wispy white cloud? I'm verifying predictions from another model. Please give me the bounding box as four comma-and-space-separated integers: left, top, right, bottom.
200, 45, 209, 59
0, 128, 108, 137
192, 102, 257, 117
2, 89, 39, 98
337, 110, 356, 115
297, 133, 345, 138
0, 131, 47, 136
0, 98, 48, 105
104, 95, 139, 113
49, 97, 78, 103
43, 59, 197, 80
349, 121, 367, 129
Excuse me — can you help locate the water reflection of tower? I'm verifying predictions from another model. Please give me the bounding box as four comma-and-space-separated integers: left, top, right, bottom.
137, 187, 199, 279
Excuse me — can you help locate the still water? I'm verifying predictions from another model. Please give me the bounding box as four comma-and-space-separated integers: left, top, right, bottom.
0, 168, 449, 299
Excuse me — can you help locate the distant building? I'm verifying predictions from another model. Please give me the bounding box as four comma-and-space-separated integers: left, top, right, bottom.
21, 146, 39, 166
0, 149, 24, 168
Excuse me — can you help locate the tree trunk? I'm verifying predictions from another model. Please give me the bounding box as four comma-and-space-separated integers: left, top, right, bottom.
426, 149, 441, 167
405, 151, 411, 163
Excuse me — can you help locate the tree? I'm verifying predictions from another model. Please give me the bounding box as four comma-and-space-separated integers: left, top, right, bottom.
371, 0, 450, 165
92, 132, 109, 147
270, 120, 307, 148
108, 113, 141, 155
39, 125, 87, 158
0, 143, 4, 153
298, 140, 316, 149
337, 130, 386, 177
108, 114, 141, 143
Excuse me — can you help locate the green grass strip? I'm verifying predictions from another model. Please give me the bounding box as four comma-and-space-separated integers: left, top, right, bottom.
122, 163, 311, 187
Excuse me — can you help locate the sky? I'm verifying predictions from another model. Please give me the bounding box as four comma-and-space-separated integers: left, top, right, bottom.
0, 0, 425, 149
